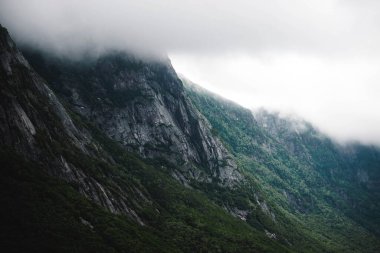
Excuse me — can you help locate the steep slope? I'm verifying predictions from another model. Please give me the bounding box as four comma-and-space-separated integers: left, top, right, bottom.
22, 46, 320, 250
0, 23, 149, 221
1, 24, 290, 252
184, 79, 380, 252
22, 48, 241, 186
3, 20, 379, 252
254, 109, 380, 235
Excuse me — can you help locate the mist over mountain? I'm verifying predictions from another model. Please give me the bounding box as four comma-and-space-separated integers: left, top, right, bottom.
1, 0, 380, 56
1, 0, 379, 145
1, 1, 380, 252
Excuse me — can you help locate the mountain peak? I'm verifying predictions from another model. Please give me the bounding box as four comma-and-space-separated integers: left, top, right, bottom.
22, 46, 242, 187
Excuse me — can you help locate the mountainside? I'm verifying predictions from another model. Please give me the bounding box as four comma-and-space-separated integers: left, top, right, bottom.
1, 22, 380, 253
184, 79, 380, 252
21, 48, 241, 186
0, 24, 288, 252
253, 109, 380, 235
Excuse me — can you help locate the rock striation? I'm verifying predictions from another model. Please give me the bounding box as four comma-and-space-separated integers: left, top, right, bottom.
23, 49, 242, 186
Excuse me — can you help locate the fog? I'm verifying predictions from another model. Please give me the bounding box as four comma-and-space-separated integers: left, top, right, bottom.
1, 0, 380, 144
171, 54, 380, 145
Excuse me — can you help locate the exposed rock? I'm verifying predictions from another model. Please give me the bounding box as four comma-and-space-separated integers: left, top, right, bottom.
230, 207, 249, 221
0, 24, 144, 223
264, 230, 277, 240
23, 49, 242, 187
255, 194, 276, 222
80, 217, 94, 230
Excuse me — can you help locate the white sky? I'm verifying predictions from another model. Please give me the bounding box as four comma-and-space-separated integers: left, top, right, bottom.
1, 0, 380, 144
170, 53, 380, 144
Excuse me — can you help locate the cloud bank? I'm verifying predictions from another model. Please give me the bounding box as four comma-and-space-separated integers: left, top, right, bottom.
1, 0, 380, 144
171, 54, 380, 145
1, 0, 380, 57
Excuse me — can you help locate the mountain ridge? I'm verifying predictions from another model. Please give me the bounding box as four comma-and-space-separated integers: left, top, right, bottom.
21, 47, 243, 187
1, 23, 380, 252
0, 23, 289, 252
184, 78, 380, 251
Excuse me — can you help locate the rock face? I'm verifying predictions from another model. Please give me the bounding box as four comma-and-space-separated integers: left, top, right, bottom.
0, 25, 149, 222
1, 24, 242, 218
1, 22, 242, 226
23, 50, 241, 185
0, 25, 82, 160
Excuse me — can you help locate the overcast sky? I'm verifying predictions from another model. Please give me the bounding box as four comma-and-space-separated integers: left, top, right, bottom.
1, 0, 380, 145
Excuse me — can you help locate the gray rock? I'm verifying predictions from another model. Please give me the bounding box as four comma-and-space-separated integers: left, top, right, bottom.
24, 50, 242, 187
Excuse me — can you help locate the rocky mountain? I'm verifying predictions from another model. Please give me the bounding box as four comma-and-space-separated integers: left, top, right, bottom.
0, 24, 287, 252
21, 49, 241, 186
1, 22, 380, 252
0, 23, 147, 220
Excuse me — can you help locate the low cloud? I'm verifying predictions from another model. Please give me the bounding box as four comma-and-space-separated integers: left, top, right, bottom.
171, 54, 380, 145
1, 0, 380, 57
1, 0, 380, 144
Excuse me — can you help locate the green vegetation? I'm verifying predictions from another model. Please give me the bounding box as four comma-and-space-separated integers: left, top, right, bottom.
2, 73, 379, 252
185, 82, 380, 252
2, 36, 379, 252
0, 110, 288, 252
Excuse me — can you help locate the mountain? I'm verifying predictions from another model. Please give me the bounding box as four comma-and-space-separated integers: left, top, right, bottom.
1, 22, 379, 252
0, 24, 287, 252
20, 48, 243, 186
184, 79, 380, 252
253, 109, 380, 234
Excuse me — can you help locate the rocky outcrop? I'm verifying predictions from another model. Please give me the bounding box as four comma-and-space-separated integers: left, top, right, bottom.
1, 24, 242, 227
0, 25, 147, 222
23, 49, 242, 186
